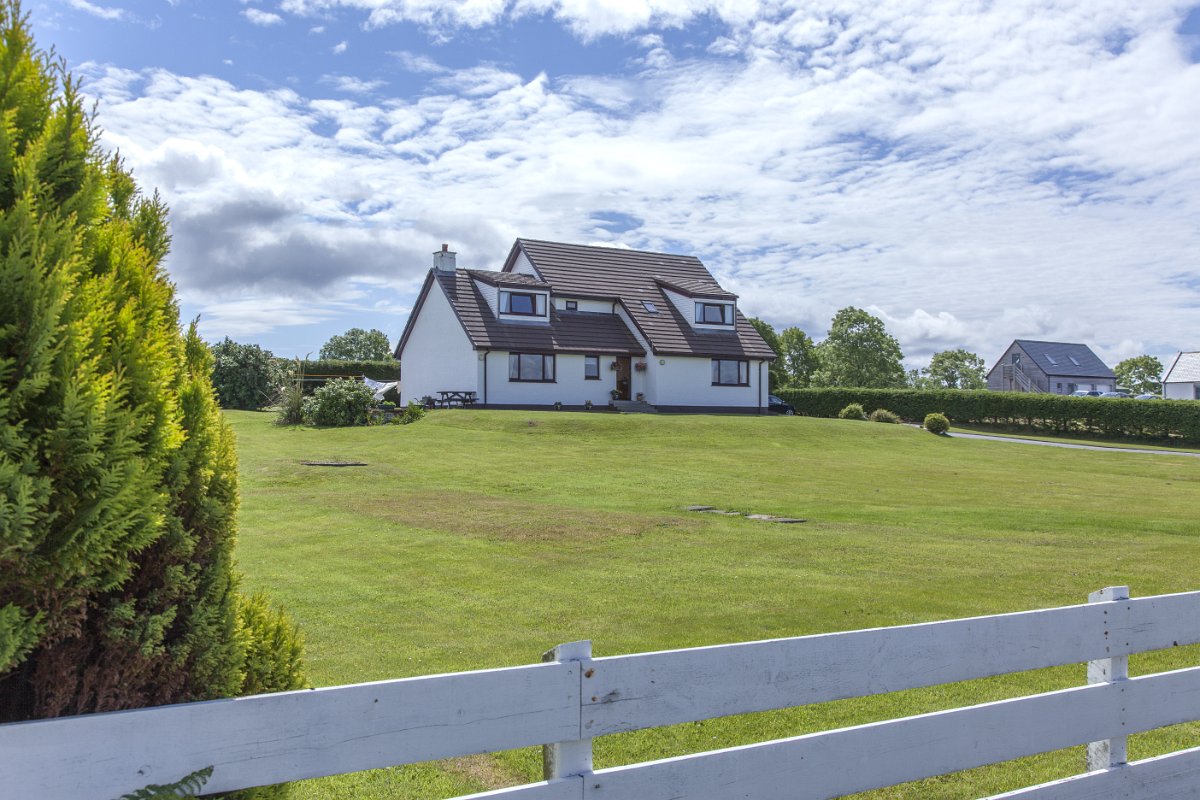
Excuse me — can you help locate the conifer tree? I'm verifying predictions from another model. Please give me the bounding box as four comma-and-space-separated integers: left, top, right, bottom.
0, 1, 287, 722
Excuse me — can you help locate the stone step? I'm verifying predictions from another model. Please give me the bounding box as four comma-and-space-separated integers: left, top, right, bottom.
612, 399, 658, 413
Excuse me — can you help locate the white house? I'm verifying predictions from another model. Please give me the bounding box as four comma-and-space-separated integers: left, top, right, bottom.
1162, 352, 1200, 399
394, 239, 777, 412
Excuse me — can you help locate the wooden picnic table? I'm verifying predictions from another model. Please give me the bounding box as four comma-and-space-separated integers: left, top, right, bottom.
435, 390, 477, 408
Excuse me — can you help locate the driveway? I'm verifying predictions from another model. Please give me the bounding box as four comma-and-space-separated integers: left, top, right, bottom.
948, 431, 1200, 458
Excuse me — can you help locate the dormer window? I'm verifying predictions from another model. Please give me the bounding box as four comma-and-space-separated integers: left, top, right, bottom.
501, 291, 547, 317
696, 302, 729, 325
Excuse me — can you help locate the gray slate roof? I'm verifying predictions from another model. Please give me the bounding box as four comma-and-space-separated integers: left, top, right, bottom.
423, 270, 646, 356
1163, 352, 1200, 383
507, 239, 775, 360
1014, 340, 1114, 378
466, 269, 551, 289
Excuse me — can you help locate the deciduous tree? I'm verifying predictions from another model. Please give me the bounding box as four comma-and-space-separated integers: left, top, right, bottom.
814, 307, 905, 388
748, 318, 786, 391
916, 348, 987, 390
319, 327, 392, 361
779, 327, 819, 387
1114, 355, 1163, 395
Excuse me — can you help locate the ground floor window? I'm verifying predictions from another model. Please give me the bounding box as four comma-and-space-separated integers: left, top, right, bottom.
712, 359, 749, 386
584, 355, 600, 380
509, 353, 555, 382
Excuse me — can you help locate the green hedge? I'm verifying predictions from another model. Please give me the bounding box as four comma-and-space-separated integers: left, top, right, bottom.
775, 388, 1200, 443
274, 358, 398, 391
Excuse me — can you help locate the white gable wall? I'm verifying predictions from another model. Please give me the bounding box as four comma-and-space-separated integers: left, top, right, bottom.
511, 251, 540, 277
473, 279, 499, 315
399, 280, 478, 404
654, 356, 764, 408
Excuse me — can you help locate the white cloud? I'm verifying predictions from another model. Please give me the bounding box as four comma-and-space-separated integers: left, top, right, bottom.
332, 40, 348, 54
321, 74, 387, 94
68, 0, 125, 21
309, 25, 325, 33
243, 7, 285, 25
78, 2, 1200, 364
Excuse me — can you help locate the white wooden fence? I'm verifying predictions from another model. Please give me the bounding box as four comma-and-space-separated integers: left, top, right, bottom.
3, 586, 1200, 799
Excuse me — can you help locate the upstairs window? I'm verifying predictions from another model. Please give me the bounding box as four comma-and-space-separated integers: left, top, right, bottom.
501, 291, 546, 316
696, 302, 728, 324
712, 359, 749, 386
584, 355, 600, 380
509, 353, 555, 382
565, 300, 578, 311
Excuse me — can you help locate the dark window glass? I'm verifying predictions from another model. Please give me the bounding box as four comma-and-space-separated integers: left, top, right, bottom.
712, 359, 749, 386
508, 293, 535, 314
508, 353, 555, 382
584, 356, 600, 380
566, 300, 578, 311
697, 303, 727, 324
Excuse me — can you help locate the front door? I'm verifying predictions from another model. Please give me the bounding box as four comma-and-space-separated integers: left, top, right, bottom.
615, 357, 632, 401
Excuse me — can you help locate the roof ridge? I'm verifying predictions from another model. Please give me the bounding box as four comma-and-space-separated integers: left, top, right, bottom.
518, 237, 704, 261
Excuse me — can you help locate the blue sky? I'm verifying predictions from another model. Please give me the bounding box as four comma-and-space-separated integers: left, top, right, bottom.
30, 0, 1200, 369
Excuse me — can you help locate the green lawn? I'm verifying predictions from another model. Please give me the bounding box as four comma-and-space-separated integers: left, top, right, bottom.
226, 410, 1200, 799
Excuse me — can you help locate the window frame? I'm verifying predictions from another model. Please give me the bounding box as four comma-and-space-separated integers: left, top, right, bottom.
696, 302, 729, 325
501, 291, 546, 317
508, 352, 556, 383
565, 300, 578, 311
584, 355, 600, 380
711, 358, 750, 387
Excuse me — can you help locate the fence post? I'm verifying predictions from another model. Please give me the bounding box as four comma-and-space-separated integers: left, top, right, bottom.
542, 640, 593, 782
1087, 585, 1129, 771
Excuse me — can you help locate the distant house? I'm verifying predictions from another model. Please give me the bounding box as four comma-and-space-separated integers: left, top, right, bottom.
986, 340, 1115, 394
1162, 352, 1200, 400
394, 239, 776, 412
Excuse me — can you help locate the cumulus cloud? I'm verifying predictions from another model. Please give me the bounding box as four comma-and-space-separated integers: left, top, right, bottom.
321, 74, 387, 94
80, 2, 1200, 363
332, 40, 348, 54
242, 7, 284, 25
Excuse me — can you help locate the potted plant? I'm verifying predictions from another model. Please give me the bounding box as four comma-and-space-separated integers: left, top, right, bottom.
609, 361, 618, 370
584, 399, 593, 411
553, 401, 563, 411
636, 392, 645, 401
634, 361, 647, 371
610, 388, 621, 401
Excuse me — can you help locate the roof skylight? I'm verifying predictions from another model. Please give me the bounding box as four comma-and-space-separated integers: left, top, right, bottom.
1069, 355, 1081, 366
1045, 354, 1057, 365
642, 300, 658, 313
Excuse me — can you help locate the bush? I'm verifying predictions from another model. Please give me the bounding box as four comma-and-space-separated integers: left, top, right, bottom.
399, 400, 427, 425
237, 593, 307, 696
838, 403, 867, 420
303, 378, 375, 427
869, 408, 902, 424
211, 339, 283, 409
924, 413, 950, 434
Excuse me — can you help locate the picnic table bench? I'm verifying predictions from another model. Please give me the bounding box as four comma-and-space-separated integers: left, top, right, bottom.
435, 390, 477, 408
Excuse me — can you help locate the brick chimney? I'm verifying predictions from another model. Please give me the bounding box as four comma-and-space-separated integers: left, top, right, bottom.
433, 243, 456, 272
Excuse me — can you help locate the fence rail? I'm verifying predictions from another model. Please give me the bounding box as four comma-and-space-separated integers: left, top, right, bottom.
2, 587, 1199, 799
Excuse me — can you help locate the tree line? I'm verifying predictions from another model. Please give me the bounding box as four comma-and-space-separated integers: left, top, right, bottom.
750, 308, 1166, 395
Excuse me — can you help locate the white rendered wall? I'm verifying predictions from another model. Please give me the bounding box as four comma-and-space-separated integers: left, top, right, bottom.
473, 278, 499, 316
399, 280, 478, 404
483, 352, 616, 406
511, 251, 540, 277
653, 356, 763, 408
1165, 382, 1199, 400
555, 297, 612, 313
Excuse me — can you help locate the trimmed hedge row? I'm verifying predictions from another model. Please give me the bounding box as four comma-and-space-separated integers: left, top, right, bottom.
775, 388, 1200, 443
275, 358, 399, 382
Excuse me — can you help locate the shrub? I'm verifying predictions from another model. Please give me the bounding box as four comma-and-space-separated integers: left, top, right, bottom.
237, 593, 307, 696
838, 403, 867, 420
924, 412, 950, 434
0, 4, 259, 722
275, 383, 306, 426
399, 400, 427, 425
303, 378, 375, 426
869, 408, 902, 424
210, 339, 283, 409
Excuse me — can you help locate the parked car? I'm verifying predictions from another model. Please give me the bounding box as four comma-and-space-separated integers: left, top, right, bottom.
1070, 390, 1102, 397
1135, 393, 1162, 400
1099, 391, 1131, 398
768, 394, 795, 415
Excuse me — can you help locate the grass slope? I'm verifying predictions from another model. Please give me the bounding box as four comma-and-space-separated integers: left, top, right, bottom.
226, 410, 1200, 799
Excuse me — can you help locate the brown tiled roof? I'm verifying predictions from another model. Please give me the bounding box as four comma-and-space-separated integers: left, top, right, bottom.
426, 270, 645, 356
506, 239, 776, 360
466, 269, 551, 289
653, 275, 737, 300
